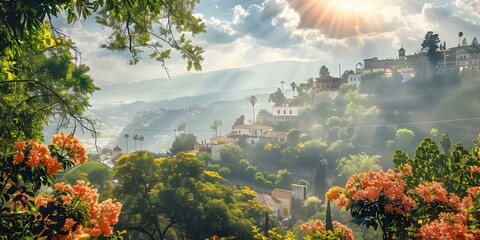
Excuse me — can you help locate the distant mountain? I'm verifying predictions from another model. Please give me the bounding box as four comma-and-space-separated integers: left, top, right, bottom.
90, 60, 323, 105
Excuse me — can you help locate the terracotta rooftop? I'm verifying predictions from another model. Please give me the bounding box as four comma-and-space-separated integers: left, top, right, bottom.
232, 124, 273, 130
256, 193, 281, 207
272, 189, 292, 199
210, 137, 236, 144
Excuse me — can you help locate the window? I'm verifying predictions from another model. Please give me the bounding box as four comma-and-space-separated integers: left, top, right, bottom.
277, 110, 280, 114
284, 110, 286, 114
290, 110, 292, 114
251, 139, 254, 144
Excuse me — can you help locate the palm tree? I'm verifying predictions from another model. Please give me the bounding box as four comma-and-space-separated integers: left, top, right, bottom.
459, 31, 464, 46
210, 121, 218, 137
139, 135, 145, 150
290, 82, 297, 97
218, 120, 223, 136
249, 95, 257, 123
133, 134, 139, 151
123, 134, 130, 153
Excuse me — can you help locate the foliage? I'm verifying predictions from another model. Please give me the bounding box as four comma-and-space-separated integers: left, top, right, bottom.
275, 169, 293, 189
249, 95, 258, 122
220, 144, 245, 166
327, 135, 480, 239
319, 65, 330, 77
421, 31, 441, 66
336, 153, 382, 185
268, 88, 287, 107
300, 219, 354, 240
0, 33, 98, 145
61, 161, 115, 191
395, 128, 415, 152
314, 159, 328, 198
252, 226, 295, 240
1, 0, 205, 70
169, 133, 197, 155
0, 133, 122, 239
114, 151, 267, 239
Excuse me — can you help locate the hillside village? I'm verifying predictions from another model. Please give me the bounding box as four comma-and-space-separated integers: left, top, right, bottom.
96, 35, 480, 223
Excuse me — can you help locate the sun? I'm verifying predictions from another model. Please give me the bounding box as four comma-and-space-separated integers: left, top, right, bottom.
337, 0, 357, 10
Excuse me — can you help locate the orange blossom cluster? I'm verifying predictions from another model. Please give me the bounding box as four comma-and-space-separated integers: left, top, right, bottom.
36, 181, 122, 239
301, 219, 354, 240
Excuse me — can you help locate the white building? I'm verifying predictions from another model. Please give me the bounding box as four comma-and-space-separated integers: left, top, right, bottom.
272, 106, 306, 116
231, 125, 273, 144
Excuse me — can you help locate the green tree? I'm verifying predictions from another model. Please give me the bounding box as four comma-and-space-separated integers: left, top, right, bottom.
124, 133, 130, 153
268, 88, 287, 107
138, 135, 145, 150
395, 128, 416, 151
275, 169, 293, 189
177, 122, 187, 133
319, 65, 330, 77
290, 82, 297, 97
169, 133, 197, 155
211, 120, 223, 137
220, 144, 244, 167
249, 95, 258, 123
440, 130, 452, 154
115, 151, 266, 239
1, 0, 205, 70
133, 134, 139, 151
286, 129, 301, 146
303, 196, 322, 219
421, 31, 441, 68
314, 159, 328, 198
336, 153, 382, 185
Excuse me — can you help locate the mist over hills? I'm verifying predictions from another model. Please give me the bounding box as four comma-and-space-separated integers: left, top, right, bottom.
77, 60, 326, 150
91, 60, 323, 105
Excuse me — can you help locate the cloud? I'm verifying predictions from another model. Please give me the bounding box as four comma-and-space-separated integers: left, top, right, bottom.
199, 0, 303, 47
285, 0, 406, 39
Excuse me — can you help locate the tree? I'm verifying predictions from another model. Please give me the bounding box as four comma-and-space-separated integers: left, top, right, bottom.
139, 135, 145, 150
303, 197, 322, 219
249, 95, 258, 123
319, 65, 330, 77
220, 144, 245, 170
314, 159, 328, 198
124, 133, 130, 153
275, 169, 293, 189
133, 134, 139, 151
458, 31, 464, 46
177, 122, 187, 133
290, 82, 297, 97
440, 130, 452, 155
115, 151, 267, 239
1, 0, 205, 71
421, 31, 441, 66
342, 70, 354, 80
210, 120, 223, 137
286, 129, 301, 146
268, 88, 287, 107
169, 133, 197, 155
234, 115, 245, 126
336, 153, 382, 185
1, 133, 122, 239
395, 128, 415, 151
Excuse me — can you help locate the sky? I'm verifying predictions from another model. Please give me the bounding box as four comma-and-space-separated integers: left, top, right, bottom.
59, 0, 480, 84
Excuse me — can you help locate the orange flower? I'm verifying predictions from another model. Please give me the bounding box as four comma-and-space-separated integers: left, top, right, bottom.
14, 141, 26, 151
13, 151, 24, 165
27, 150, 41, 167
61, 218, 77, 232
326, 186, 344, 201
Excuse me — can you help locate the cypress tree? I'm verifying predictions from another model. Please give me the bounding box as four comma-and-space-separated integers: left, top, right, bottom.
314, 159, 328, 198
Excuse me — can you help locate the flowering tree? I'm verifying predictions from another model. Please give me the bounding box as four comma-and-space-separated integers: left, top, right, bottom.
326, 136, 480, 239
0, 133, 122, 239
